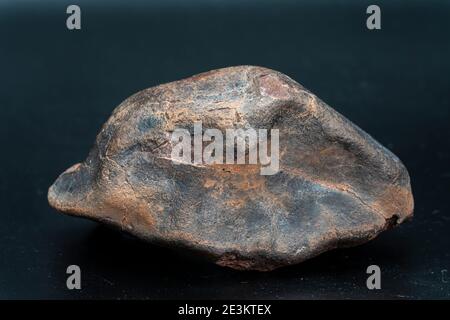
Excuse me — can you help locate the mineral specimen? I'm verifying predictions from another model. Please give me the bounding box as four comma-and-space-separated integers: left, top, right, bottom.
48, 66, 414, 271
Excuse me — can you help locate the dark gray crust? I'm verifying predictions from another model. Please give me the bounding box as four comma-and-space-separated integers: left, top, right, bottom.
48, 66, 414, 271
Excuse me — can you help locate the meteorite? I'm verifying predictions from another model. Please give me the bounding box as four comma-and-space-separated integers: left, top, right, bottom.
48, 66, 414, 271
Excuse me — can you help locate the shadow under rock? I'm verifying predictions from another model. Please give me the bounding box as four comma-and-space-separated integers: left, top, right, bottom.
55, 223, 413, 299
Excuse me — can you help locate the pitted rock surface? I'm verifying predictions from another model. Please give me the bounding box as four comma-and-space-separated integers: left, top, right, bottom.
48, 66, 414, 271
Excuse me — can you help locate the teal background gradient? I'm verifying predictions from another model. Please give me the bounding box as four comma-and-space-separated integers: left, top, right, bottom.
0, 0, 449, 298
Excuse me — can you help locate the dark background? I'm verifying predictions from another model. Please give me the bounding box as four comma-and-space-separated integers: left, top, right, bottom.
1, 0, 449, 299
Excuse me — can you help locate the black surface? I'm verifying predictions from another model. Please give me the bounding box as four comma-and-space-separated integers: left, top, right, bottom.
1, 0, 449, 299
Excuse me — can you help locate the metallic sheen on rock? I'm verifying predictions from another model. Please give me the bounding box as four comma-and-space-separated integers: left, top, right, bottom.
48, 66, 414, 271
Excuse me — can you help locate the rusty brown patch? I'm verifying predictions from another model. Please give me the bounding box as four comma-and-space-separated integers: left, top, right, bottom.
258, 74, 290, 99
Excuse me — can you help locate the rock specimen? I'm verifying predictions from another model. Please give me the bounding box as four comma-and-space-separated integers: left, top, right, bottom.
48, 66, 414, 271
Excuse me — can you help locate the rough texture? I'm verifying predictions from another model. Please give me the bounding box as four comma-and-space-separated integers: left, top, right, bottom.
48, 66, 414, 271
